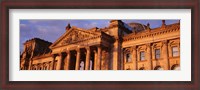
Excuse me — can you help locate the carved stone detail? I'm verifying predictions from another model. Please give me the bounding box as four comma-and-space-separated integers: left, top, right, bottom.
61, 30, 95, 45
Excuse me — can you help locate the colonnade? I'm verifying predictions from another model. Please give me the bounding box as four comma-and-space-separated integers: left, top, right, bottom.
53, 46, 103, 70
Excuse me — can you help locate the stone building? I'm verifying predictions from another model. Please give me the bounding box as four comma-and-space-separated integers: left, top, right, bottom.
20, 20, 180, 70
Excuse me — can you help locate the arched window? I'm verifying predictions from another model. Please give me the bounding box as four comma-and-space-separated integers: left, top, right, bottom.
154, 66, 164, 70
139, 67, 145, 70
171, 64, 180, 70
123, 48, 132, 63
126, 53, 132, 62
43, 63, 47, 70
44, 66, 47, 70
126, 68, 131, 70
31, 66, 35, 70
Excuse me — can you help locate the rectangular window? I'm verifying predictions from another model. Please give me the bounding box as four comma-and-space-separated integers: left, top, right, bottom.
126, 53, 132, 62
140, 51, 145, 61
172, 47, 179, 57
155, 49, 160, 59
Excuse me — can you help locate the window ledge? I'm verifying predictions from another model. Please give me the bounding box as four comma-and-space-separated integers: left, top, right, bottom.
137, 60, 147, 62
152, 58, 163, 61
169, 56, 180, 59
125, 62, 133, 64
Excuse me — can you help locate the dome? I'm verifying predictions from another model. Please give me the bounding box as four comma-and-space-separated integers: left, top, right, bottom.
128, 22, 147, 32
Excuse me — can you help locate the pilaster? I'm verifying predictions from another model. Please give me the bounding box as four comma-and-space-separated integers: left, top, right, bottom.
146, 43, 152, 70
131, 46, 137, 70
163, 40, 169, 70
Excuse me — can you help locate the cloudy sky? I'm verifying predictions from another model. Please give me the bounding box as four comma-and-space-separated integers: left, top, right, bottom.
20, 19, 179, 52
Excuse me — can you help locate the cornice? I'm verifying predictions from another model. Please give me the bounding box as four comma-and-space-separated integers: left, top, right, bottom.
32, 53, 52, 60
123, 23, 180, 42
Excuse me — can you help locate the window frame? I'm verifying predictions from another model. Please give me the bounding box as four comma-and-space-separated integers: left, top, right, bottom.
126, 53, 132, 63
155, 49, 161, 59
140, 51, 145, 61
172, 46, 179, 57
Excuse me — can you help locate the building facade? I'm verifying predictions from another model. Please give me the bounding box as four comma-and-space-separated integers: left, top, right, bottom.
20, 20, 180, 70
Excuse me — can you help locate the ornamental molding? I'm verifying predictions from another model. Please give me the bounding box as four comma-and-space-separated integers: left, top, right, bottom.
152, 42, 163, 49
168, 39, 180, 47
50, 27, 114, 49
137, 45, 147, 51
123, 23, 180, 42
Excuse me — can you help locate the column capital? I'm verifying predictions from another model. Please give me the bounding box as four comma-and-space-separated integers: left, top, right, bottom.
93, 50, 97, 53
52, 54, 58, 58
58, 52, 62, 56
76, 48, 80, 52
146, 43, 151, 47
131, 46, 137, 51
162, 40, 168, 45
66, 50, 71, 54
60, 52, 67, 57
86, 46, 90, 51
97, 45, 102, 48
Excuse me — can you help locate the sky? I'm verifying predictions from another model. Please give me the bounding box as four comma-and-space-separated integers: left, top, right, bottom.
20, 19, 179, 52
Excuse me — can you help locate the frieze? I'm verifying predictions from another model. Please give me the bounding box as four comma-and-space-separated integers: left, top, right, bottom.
61, 30, 94, 45
123, 23, 180, 42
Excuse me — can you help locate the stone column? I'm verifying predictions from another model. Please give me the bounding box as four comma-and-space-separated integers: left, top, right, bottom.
146, 43, 152, 70
75, 49, 81, 70
66, 51, 71, 70
28, 59, 32, 70
56, 53, 63, 70
85, 47, 91, 70
93, 50, 97, 70
132, 46, 137, 70
48, 62, 51, 70
163, 40, 169, 70
51, 54, 57, 70
97, 46, 102, 70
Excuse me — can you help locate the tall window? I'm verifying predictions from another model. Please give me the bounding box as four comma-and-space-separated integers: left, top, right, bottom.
126, 53, 132, 62
155, 49, 160, 59
172, 47, 179, 57
44, 66, 47, 70
80, 61, 85, 70
140, 51, 145, 61
54, 61, 57, 70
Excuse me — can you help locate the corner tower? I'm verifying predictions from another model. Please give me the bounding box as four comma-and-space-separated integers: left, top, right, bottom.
107, 20, 131, 70
20, 38, 52, 70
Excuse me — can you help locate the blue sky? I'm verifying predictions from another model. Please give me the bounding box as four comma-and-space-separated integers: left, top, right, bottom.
20, 20, 179, 52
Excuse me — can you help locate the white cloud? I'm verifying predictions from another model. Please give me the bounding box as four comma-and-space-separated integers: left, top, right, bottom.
20, 24, 27, 28
84, 22, 98, 29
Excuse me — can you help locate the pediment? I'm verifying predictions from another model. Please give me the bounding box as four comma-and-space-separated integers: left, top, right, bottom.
50, 28, 100, 48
